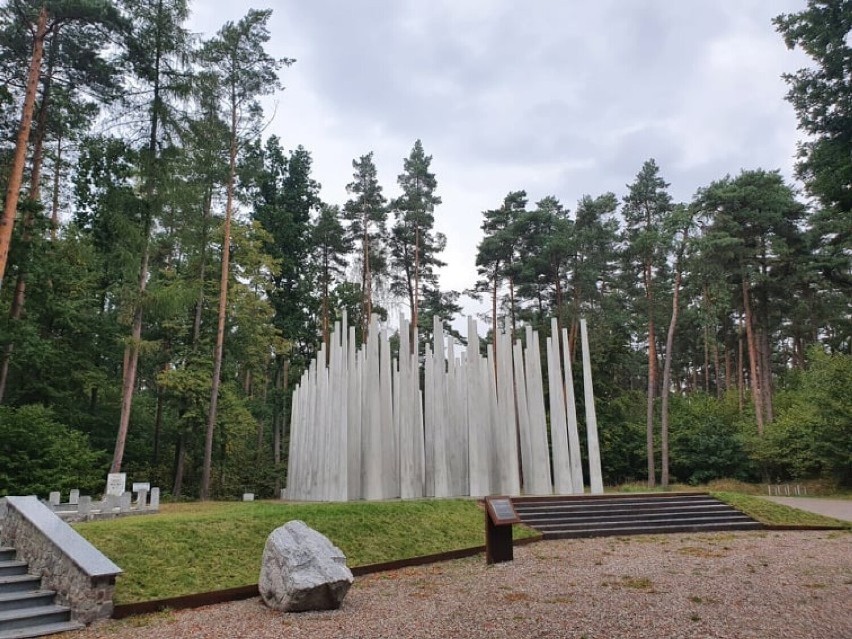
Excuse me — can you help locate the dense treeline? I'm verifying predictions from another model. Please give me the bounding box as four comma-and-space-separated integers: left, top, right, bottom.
0, 1, 849, 498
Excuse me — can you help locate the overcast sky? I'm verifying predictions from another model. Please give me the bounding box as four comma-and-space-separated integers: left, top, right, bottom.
192, 0, 810, 322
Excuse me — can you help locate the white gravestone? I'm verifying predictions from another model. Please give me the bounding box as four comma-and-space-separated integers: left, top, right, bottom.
78, 495, 91, 516
69, 489, 80, 505
136, 489, 148, 509
48, 491, 60, 506
106, 473, 126, 497
149, 487, 160, 511
243, 493, 255, 502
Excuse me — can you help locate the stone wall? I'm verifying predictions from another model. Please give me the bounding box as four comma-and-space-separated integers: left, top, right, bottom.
0, 496, 121, 624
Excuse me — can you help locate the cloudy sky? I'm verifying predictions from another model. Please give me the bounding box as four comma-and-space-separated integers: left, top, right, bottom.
192, 0, 811, 320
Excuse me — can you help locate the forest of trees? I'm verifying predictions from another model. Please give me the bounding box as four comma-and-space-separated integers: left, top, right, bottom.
0, 1, 849, 499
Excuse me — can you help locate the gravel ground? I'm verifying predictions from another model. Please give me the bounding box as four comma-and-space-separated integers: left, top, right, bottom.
67, 530, 850, 639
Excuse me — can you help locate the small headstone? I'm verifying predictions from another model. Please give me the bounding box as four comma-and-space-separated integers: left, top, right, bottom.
136, 489, 148, 509
106, 473, 126, 497
78, 496, 91, 516
69, 489, 80, 505
279, 489, 287, 500
119, 491, 132, 512
49, 491, 61, 506
242, 493, 255, 502
132, 482, 151, 493
259, 520, 353, 612
150, 487, 160, 511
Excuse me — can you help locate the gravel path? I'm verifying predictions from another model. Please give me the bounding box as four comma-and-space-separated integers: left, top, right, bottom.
67, 530, 850, 639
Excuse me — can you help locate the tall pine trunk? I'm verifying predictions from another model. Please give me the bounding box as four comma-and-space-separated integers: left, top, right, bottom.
645, 261, 657, 487
200, 92, 238, 500
0, 39, 57, 402
742, 276, 764, 434
661, 228, 687, 488
0, 7, 47, 289
111, 13, 165, 473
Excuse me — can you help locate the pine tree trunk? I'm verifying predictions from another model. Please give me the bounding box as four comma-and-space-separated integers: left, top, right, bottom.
172, 431, 186, 498
737, 314, 744, 412
322, 252, 330, 349
200, 102, 237, 500
111, 235, 150, 473
760, 330, 774, 423
742, 277, 764, 434
661, 229, 687, 489
712, 335, 722, 398
112, 13, 165, 474
491, 268, 498, 346
0, 7, 47, 289
645, 261, 657, 488
0, 42, 58, 403
50, 135, 62, 241
413, 225, 420, 351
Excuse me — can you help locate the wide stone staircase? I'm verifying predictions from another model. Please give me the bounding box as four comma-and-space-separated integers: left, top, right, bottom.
0, 545, 82, 639
513, 492, 763, 539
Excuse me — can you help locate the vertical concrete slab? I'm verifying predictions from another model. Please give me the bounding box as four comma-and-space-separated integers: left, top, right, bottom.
513, 339, 533, 494
347, 324, 362, 500
561, 327, 585, 493
581, 319, 604, 494
379, 325, 398, 499
524, 327, 553, 495
496, 330, 520, 495
466, 318, 487, 497
361, 316, 383, 500
547, 330, 573, 495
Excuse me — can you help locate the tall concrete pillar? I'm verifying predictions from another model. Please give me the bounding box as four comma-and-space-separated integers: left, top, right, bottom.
547, 323, 573, 494
561, 327, 585, 493
581, 319, 604, 494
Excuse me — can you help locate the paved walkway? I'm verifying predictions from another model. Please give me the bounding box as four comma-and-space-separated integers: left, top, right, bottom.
763, 496, 852, 522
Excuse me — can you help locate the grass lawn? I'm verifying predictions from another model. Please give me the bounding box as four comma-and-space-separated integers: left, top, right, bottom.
74, 499, 535, 604
713, 491, 851, 528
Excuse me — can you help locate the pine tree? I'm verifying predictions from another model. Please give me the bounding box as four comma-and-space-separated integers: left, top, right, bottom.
622, 158, 673, 487
343, 152, 387, 340
197, 8, 291, 499
389, 139, 444, 343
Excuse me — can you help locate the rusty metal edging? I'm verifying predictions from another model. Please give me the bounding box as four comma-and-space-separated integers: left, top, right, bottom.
111, 534, 543, 619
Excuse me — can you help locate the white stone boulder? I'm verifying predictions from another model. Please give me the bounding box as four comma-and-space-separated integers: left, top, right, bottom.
259, 520, 353, 612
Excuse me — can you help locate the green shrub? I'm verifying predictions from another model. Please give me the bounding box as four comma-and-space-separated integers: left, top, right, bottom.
0, 404, 107, 497
669, 393, 755, 485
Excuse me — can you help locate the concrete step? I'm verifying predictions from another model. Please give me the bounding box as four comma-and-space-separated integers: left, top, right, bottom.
514, 497, 720, 512
515, 504, 736, 519
532, 513, 756, 531
0, 552, 14, 564
0, 605, 71, 633
543, 520, 764, 539
514, 494, 763, 539
523, 511, 752, 527
0, 565, 27, 579
514, 493, 715, 505
0, 592, 56, 614
0, 577, 41, 596
0, 621, 84, 639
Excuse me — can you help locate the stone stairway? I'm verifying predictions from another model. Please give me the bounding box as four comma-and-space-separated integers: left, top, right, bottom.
513, 492, 763, 539
0, 546, 82, 639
